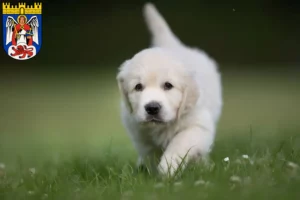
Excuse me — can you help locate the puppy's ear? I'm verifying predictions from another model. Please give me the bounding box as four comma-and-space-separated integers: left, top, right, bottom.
116, 60, 133, 113
177, 76, 199, 119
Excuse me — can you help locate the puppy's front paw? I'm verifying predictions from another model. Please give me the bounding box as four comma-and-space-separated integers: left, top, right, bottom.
157, 155, 184, 178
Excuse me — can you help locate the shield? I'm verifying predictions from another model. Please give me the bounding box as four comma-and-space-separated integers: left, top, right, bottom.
2, 2, 42, 60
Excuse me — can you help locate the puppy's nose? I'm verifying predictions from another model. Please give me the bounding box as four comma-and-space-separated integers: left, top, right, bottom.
145, 101, 161, 115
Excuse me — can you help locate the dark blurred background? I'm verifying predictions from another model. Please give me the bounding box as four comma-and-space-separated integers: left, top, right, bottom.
0, 0, 300, 73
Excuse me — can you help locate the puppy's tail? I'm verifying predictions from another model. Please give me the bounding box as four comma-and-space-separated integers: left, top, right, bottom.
143, 3, 182, 48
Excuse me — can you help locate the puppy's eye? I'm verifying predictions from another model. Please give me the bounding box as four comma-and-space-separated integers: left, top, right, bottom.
164, 82, 173, 90
134, 83, 143, 91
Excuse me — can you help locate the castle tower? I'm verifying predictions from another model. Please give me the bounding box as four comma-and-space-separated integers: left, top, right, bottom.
2, 2, 42, 14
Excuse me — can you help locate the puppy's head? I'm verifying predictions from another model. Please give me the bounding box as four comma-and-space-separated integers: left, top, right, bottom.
117, 48, 199, 124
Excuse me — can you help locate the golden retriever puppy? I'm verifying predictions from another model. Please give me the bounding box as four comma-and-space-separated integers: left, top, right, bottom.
116, 3, 222, 177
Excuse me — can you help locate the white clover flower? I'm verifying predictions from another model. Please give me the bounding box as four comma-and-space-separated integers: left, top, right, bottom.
194, 179, 206, 186
29, 168, 36, 175
287, 162, 299, 169
223, 157, 230, 162
286, 161, 299, 178
0, 163, 5, 169
230, 175, 242, 183
242, 154, 249, 159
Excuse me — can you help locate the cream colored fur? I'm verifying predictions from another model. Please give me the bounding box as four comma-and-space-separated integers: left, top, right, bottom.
116, 3, 222, 177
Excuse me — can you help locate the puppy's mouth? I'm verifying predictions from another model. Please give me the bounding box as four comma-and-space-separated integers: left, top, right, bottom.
144, 116, 164, 124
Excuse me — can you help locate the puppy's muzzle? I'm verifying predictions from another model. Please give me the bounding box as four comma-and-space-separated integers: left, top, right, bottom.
144, 101, 161, 115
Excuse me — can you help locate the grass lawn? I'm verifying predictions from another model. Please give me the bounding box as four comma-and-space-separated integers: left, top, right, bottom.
0, 68, 299, 199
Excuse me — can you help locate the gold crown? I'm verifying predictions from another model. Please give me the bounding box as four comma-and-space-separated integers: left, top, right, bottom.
2, 2, 42, 14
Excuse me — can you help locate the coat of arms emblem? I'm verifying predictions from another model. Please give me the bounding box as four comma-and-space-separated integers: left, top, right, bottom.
2, 2, 42, 60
